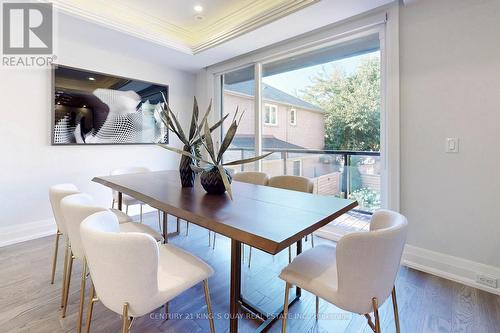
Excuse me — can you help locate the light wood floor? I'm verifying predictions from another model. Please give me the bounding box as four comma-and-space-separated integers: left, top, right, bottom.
1, 212, 499, 333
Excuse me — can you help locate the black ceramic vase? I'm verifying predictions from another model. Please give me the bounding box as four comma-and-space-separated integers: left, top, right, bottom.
200, 167, 232, 195
179, 145, 196, 187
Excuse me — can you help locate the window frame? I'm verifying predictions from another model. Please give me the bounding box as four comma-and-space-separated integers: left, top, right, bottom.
290, 108, 297, 126
291, 159, 302, 176
210, 10, 399, 211
264, 103, 278, 126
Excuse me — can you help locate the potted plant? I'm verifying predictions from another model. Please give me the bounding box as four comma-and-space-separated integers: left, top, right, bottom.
159, 109, 271, 199
157, 95, 228, 187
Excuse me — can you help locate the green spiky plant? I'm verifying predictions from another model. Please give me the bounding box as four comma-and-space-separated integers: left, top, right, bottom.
156, 94, 228, 187
159, 108, 271, 199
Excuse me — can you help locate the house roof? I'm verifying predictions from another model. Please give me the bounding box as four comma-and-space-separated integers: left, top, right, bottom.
231, 135, 305, 150
224, 81, 323, 113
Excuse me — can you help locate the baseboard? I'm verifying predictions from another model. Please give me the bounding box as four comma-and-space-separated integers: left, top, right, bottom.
0, 206, 159, 249
0, 218, 57, 248
402, 244, 500, 295
317, 230, 500, 295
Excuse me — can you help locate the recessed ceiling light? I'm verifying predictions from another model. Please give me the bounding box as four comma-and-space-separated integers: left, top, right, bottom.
83, 105, 86, 108
88, 77, 95, 81
194, 5, 203, 13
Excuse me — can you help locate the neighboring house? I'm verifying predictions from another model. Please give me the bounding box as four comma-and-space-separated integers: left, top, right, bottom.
222, 81, 379, 201
223, 81, 325, 150
223, 81, 335, 181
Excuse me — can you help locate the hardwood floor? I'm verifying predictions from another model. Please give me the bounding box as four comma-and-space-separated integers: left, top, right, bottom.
1, 212, 499, 333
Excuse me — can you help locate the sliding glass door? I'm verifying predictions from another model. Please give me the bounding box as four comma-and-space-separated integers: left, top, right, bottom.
220, 34, 382, 212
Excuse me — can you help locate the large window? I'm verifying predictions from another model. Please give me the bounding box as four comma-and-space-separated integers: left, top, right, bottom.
220, 35, 382, 212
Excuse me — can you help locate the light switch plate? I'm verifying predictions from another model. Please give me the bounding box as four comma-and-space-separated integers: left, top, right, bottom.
446, 138, 459, 153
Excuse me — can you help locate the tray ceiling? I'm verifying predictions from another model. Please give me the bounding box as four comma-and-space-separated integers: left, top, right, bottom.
48, 0, 318, 54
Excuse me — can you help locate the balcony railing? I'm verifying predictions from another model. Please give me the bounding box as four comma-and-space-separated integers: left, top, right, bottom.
225, 147, 381, 213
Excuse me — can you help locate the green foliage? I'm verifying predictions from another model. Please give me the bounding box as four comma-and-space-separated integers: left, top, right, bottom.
349, 188, 381, 212
300, 56, 381, 151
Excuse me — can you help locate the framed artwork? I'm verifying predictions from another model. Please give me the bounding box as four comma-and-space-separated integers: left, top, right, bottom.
52, 65, 168, 145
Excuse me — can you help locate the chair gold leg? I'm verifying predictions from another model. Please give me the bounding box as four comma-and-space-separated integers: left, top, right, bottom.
208, 231, 211, 247
288, 247, 291, 264
165, 302, 169, 321
51, 230, 61, 284
62, 253, 74, 318
315, 296, 319, 320
212, 232, 216, 250
372, 297, 381, 333
311, 234, 315, 248
112, 199, 115, 209
157, 210, 161, 231
364, 313, 376, 332
122, 303, 130, 333
163, 212, 168, 244
125, 205, 129, 215
392, 286, 401, 333
60, 241, 69, 308
139, 205, 143, 223
77, 259, 88, 333
186, 221, 189, 236
203, 280, 215, 333
248, 247, 252, 268
282, 283, 290, 333
85, 282, 97, 333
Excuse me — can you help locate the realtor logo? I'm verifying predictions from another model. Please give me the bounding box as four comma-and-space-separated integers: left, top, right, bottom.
3, 2, 53, 54
2, 1, 55, 67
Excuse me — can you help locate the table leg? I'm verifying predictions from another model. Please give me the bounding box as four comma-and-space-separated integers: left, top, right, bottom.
238, 241, 302, 332
117, 192, 122, 211
162, 212, 168, 244
230, 239, 242, 333
296, 239, 302, 297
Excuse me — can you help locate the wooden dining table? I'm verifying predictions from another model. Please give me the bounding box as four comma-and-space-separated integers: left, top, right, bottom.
93, 170, 357, 333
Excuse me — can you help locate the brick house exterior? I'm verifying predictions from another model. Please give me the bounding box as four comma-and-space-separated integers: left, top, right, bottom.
222, 81, 325, 150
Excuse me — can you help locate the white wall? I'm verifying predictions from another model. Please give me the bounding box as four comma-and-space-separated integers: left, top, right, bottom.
400, 0, 500, 269
0, 14, 195, 244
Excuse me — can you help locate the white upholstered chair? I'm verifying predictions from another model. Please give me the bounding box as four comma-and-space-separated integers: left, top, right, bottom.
232, 172, 270, 267
268, 175, 315, 263
279, 209, 408, 333
110, 166, 161, 228
80, 211, 215, 333
48, 183, 80, 310
60, 193, 163, 332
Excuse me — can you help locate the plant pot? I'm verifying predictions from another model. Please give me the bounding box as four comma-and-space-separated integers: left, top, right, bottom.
179, 145, 196, 187
200, 167, 232, 195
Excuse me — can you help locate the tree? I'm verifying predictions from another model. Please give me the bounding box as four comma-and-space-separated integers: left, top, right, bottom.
300, 57, 380, 151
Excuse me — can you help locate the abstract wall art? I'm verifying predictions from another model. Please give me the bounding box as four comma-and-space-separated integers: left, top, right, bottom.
52, 65, 168, 145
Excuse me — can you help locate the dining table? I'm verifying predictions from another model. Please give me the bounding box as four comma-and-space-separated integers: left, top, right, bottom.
93, 170, 358, 333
